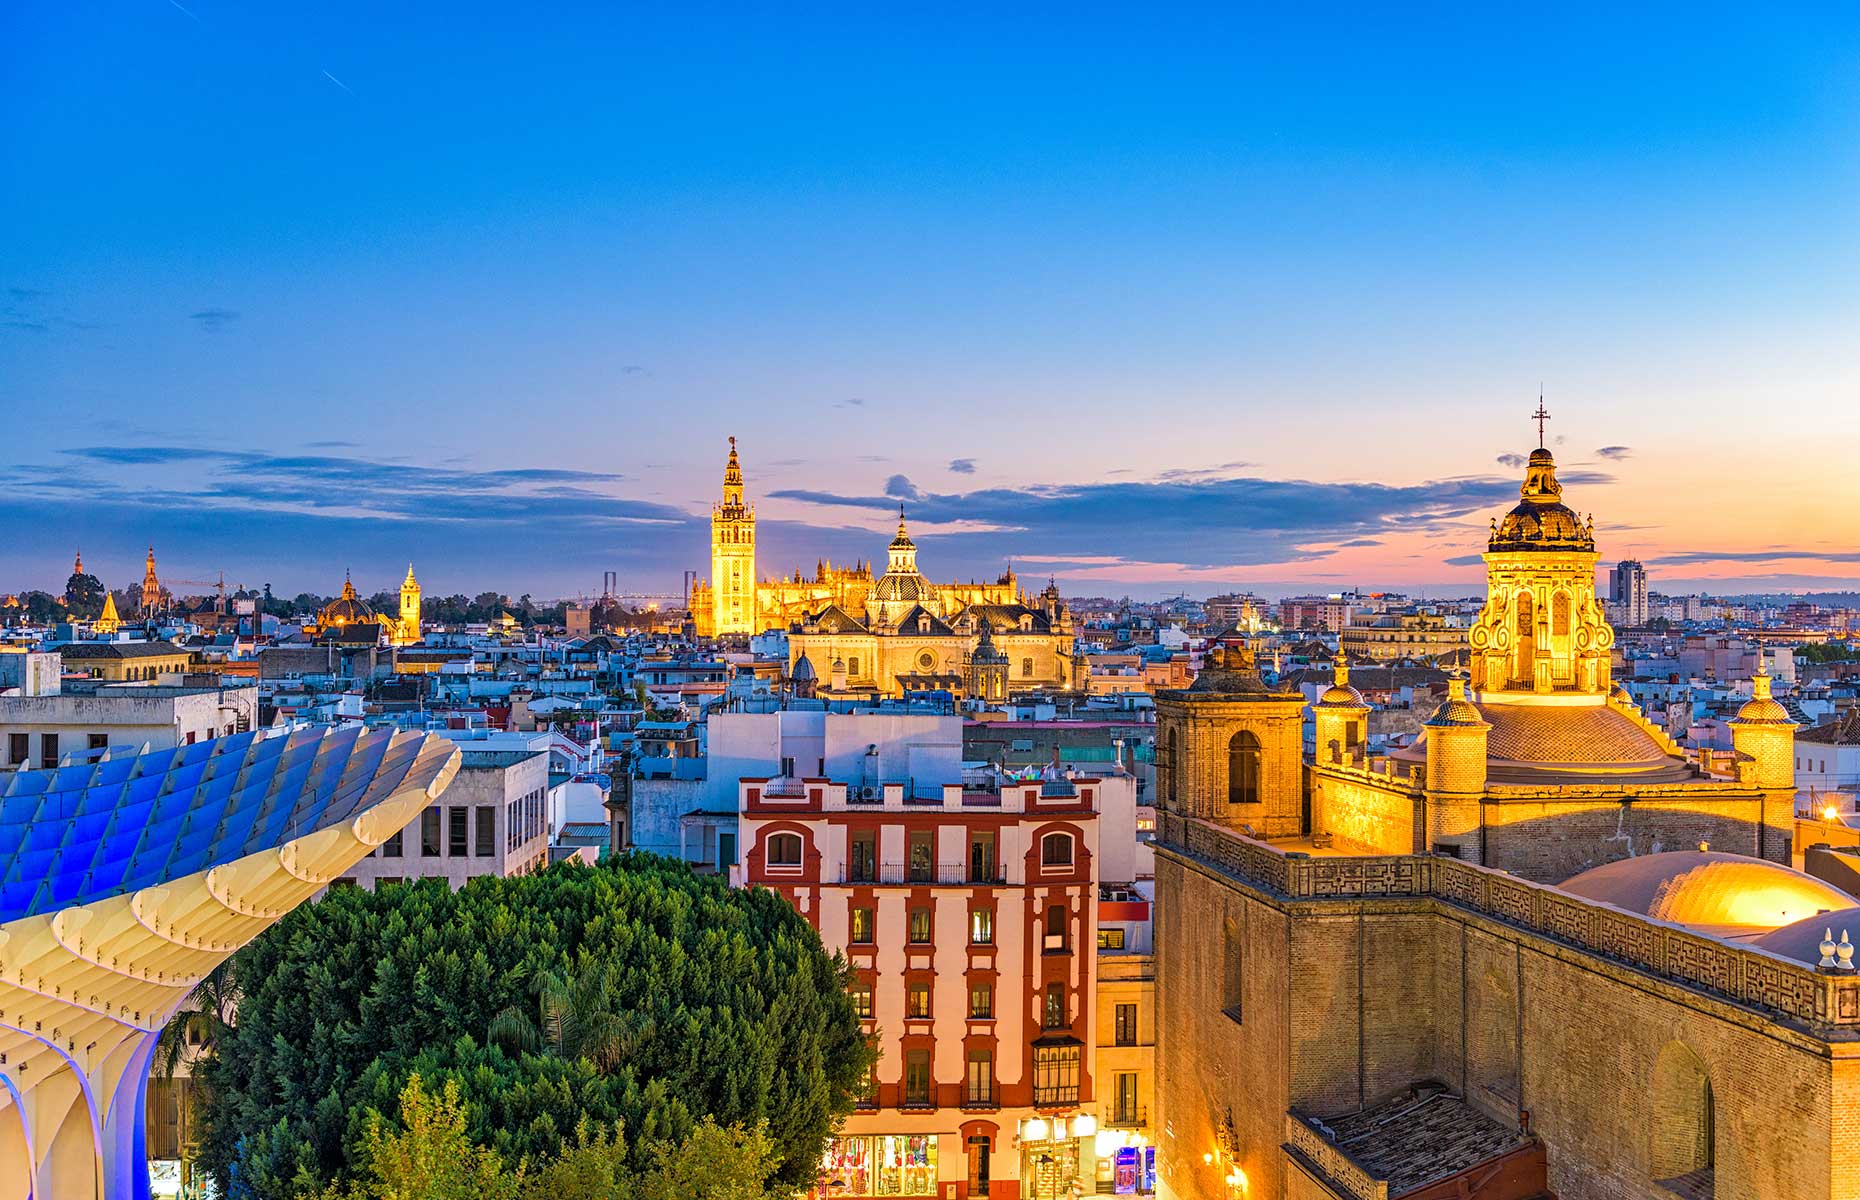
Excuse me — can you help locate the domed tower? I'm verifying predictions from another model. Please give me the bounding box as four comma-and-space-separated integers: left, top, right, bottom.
965, 616, 1009, 702
709, 437, 758, 634
1311, 650, 1371, 766
1467, 442, 1615, 696
1154, 642, 1308, 838
1421, 676, 1491, 859
865, 508, 937, 627
1731, 666, 1797, 792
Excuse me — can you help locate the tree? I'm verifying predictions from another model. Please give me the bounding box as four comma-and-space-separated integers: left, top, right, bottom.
318, 1075, 519, 1200
196, 855, 871, 1196
64, 571, 104, 617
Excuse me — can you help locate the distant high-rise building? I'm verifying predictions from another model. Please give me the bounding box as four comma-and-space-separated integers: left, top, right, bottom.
1610, 558, 1649, 627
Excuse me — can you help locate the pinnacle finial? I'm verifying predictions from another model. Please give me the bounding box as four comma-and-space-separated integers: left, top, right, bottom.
1532, 392, 1551, 448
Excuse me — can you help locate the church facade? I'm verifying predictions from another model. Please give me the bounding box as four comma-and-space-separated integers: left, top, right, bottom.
1149, 435, 1852, 1200
307, 567, 423, 646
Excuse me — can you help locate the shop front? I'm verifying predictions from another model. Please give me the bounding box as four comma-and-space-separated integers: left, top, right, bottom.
1015, 1113, 1098, 1200
816, 1133, 941, 1197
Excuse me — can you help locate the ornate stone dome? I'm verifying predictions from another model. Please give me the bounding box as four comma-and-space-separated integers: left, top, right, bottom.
1558, 851, 1852, 930
318, 574, 376, 627
1422, 677, 1485, 727
1315, 653, 1369, 710
1488, 448, 1595, 553
870, 571, 936, 605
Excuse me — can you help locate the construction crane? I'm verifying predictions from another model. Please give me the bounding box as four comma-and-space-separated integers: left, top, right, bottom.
168, 571, 240, 614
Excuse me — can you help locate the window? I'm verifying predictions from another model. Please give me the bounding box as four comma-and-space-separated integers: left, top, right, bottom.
474, 807, 495, 857
968, 830, 997, 883
382, 829, 404, 859
849, 982, 874, 1020
39, 733, 59, 769
1043, 982, 1066, 1029
1227, 730, 1261, 805
1044, 904, 1068, 952
718, 831, 736, 866
1115, 1003, 1138, 1046
87, 733, 108, 752
907, 981, 932, 1019
850, 907, 875, 944
848, 657, 860, 677
1114, 1072, 1139, 1124
907, 830, 934, 882
908, 907, 933, 944
1222, 915, 1244, 1021
767, 831, 804, 867
970, 908, 994, 945
421, 808, 442, 856
875, 1134, 937, 1193
1022, 657, 1034, 677
903, 1050, 932, 1106
965, 1049, 995, 1107
849, 831, 877, 881
448, 806, 468, 857
969, 981, 994, 1019
967, 1135, 992, 1197
8, 733, 27, 765
1032, 1041, 1081, 1105
1098, 927, 1126, 950
1041, 832, 1074, 867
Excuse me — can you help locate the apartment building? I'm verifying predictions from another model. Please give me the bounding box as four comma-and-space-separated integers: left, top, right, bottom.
739, 755, 1136, 1200
337, 747, 551, 889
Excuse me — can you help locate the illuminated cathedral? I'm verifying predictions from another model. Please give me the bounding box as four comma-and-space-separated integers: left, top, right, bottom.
688, 438, 1021, 637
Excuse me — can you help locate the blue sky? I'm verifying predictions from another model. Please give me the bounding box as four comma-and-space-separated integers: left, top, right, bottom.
4, 4, 1858, 600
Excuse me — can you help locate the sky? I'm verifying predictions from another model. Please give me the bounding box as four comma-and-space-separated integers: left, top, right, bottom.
3, 3, 1858, 602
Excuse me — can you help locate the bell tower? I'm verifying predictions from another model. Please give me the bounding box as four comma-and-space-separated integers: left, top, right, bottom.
1467, 410, 1615, 695
709, 437, 758, 634
396, 564, 423, 646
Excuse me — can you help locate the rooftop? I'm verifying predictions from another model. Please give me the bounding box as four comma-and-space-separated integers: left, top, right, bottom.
1302, 1084, 1534, 1197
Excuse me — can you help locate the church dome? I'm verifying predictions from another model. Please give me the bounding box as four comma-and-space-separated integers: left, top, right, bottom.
1422, 678, 1485, 727
1559, 851, 1852, 930
318, 574, 376, 627
791, 654, 817, 682
1489, 448, 1594, 553
870, 571, 936, 604
1315, 653, 1369, 710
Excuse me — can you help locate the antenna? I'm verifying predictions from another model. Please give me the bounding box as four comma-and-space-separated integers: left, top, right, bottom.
1532, 391, 1551, 448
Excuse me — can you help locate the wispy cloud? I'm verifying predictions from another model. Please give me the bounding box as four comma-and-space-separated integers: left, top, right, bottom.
1496, 453, 1527, 469
1651, 549, 1860, 566
770, 471, 1529, 571
948, 458, 976, 475
321, 70, 355, 97
189, 308, 240, 331
1595, 445, 1633, 461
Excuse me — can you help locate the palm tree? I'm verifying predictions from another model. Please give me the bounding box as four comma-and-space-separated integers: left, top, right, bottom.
154, 961, 240, 1082
486, 958, 633, 1073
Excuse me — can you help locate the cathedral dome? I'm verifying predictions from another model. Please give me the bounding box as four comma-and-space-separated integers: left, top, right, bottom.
791, 654, 817, 682
1558, 851, 1851, 930
318, 574, 376, 627
1489, 448, 1594, 553
1315, 653, 1369, 710
870, 571, 937, 605
1422, 678, 1485, 727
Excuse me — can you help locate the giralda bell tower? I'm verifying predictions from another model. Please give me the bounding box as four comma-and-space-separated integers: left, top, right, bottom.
710, 437, 757, 634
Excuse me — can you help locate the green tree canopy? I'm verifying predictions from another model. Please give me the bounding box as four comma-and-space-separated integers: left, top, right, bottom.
197, 855, 870, 1198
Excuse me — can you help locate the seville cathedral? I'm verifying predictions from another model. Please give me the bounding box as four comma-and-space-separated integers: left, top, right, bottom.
689, 439, 1079, 696
1152, 438, 1860, 1200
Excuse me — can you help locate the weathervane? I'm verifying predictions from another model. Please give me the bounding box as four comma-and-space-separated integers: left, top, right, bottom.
1532, 392, 1551, 448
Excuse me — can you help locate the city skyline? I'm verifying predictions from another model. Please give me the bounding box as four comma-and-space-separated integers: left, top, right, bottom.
6, 5, 1859, 597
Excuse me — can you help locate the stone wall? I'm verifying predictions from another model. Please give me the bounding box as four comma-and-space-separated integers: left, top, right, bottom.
1155, 817, 1860, 1200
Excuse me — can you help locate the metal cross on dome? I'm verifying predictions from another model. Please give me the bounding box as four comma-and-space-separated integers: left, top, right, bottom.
1532, 395, 1551, 448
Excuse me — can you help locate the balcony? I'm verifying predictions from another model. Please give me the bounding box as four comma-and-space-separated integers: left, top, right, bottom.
837, 864, 1009, 886
899, 1094, 938, 1112
961, 1087, 999, 1110
1107, 1105, 1149, 1129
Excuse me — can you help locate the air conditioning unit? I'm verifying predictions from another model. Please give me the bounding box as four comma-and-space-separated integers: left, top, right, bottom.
859, 785, 880, 801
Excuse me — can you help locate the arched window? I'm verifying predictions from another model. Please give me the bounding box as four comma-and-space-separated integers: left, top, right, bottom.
766, 832, 804, 867
1041, 832, 1074, 866
1553, 592, 1572, 636
1227, 730, 1261, 805
1650, 1041, 1714, 1193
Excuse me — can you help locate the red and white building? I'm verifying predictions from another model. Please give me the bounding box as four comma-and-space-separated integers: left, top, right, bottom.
739, 751, 1133, 1199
